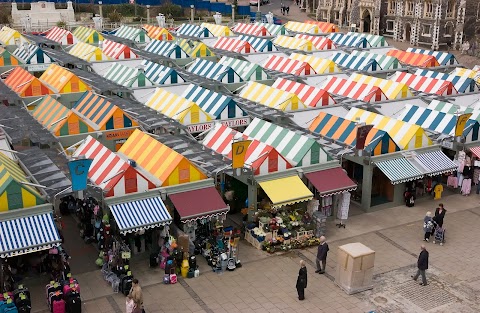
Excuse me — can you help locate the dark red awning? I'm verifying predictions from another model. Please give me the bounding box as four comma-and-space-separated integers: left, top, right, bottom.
305, 167, 357, 197
168, 187, 229, 222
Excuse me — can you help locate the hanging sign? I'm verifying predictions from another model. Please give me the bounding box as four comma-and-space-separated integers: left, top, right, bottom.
455, 113, 472, 137
232, 140, 252, 169
355, 124, 374, 150
68, 158, 93, 191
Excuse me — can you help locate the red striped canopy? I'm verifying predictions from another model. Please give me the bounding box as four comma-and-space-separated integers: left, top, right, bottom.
263, 55, 316, 76
391, 71, 458, 96
213, 37, 257, 53
321, 77, 388, 102
272, 78, 336, 107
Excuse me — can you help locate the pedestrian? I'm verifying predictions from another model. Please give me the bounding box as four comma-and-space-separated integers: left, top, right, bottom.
296, 260, 307, 300
433, 203, 446, 228
412, 244, 429, 286
286, 6, 290, 15
315, 236, 329, 274
128, 279, 144, 313
126, 295, 135, 313
281, 3, 285, 15
423, 211, 434, 242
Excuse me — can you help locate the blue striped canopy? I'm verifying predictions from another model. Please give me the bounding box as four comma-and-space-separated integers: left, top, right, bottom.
412, 150, 457, 176
144, 40, 189, 59
414, 69, 479, 93
406, 48, 458, 66
187, 59, 243, 83
141, 60, 185, 85
330, 52, 380, 71
238, 35, 277, 52
176, 24, 213, 37
327, 33, 371, 48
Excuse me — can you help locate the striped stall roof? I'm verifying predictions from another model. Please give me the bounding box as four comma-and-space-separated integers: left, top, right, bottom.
114, 25, 150, 43
39, 64, 90, 93
213, 37, 257, 53
320, 76, 388, 102
238, 35, 277, 52
3, 67, 53, 97
103, 63, 154, 88
349, 73, 414, 99
144, 88, 213, 125
243, 117, 331, 166
386, 49, 440, 67
0, 26, 30, 46
450, 67, 480, 84
406, 48, 458, 66
232, 23, 271, 36
73, 135, 156, 197
175, 38, 214, 57
346, 32, 388, 47
72, 26, 103, 44
474, 65, 480, 71
263, 54, 316, 76
69, 42, 111, 62
351, 51, 403, 70
272, 78, 336, 107
118, 129, 207, 186
308, 112, 401, 155
181, 84, 247, 120
284, 21, 319, 34
304, 20, 337, 33
327, 33, 371, 48
72, 91, 138, 131
175, 24, 213, 37
414, 69, 479, 93
273, 35, 314, 51
330, 52, 381, 71
12, 43, 53, 64
202, 123, 293, 175
102, 39, 138, 59
398, 104, 479, 142
389, 71, 458, 96
45, 27, 77, 45
374, 157, 424, 184
218, 56, 270, 81
254, 22, 286, 35
201, 23, 233, 37
427, 100, 480, 120
345, 107, 432, 149
141, 60, 186, 85
187, 59, 243, 83
410, 150, 457, 176
295, 34, 336, 50
142, 25, 174, 40
289, 53, 340, 74
239, 81, 307, 111
0, 47, 22, 66
144, 40, 189, 58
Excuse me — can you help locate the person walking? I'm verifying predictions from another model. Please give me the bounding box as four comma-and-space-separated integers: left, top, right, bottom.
423, 212, 434, 242
315, 236, 329, 274
412, 245, 429, 286
296, 260, 307, 300
128, 279, 144, 313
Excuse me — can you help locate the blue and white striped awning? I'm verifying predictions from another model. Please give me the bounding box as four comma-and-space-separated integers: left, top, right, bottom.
144, 40, 188, 59
187, 59, 243, 83
109, 197, 172, 234
374, 158, 424, 184
0, 213, 61, 258
238, 35, 277, 52
410, 150, 457, 176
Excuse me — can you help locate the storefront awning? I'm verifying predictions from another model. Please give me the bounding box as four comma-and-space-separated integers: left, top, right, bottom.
0, 213, 61, 258
470, 146, 480, 159
110, 197, 172, 235
305, 167, 357, 197
169, 187, 229, 223
258, 175, 313, 208
409, 150, 457, 176
375, 158, 424, 184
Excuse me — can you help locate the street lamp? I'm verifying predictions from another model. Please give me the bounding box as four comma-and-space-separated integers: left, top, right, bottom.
256, 0, 262, 22
146, 5, 150, 24
231, 4, 235, 24
98, 1, 102, 18
190, 5, 195, 23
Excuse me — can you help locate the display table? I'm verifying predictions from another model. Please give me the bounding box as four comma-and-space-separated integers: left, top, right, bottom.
335, 242, 375, 295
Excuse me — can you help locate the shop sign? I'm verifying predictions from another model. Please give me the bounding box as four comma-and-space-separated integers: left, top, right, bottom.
187, 117, 251, 134
105, 129, 136, 140
121, 251, 131, 259
27, 64, 51, 72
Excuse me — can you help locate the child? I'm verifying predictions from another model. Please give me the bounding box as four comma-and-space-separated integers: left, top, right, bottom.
126, 295, 135, 313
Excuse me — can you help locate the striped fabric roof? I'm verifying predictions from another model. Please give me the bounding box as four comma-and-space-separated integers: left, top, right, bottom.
295, 34, 336, 50
0, 47, 21, 66
187, 59, 243, 83
12, 43, 53, 64
144, 40, 189, 58
114, 25, 150, 43
351, 51, 403, 70
201, 23, 232, 37
263, 54, 316, 76
118, 129, 207, 186
304, 20, 337, 33
308, 112, 400, 155
243, 117, 331, 166
389, 71, 458, 96
176, 24, 213, 37
330, 52, 380, 71
45, 27, 77, 45
73, 135, 156, 196
427, 100, 480, 120
4, 67, 53, 97
374, 157, 424, 184
202, 123, 293, 175
410, 150, 457, 176
254, 22, 286, 36
272, 78, 336, 107
0, 26, 29, 46
69, 42, 111, 62
345, 107, 432, 149
142, 24, 174, 40
181, 84, 246, 120
346, 32, 388, 47
213, 37, 257, 53
327, 33, 370, 48
406, 48, 458, 66
386, 49, 440, 67
103, 63, 154, 88
72, 26, 103, 44
450, 67, 480, 84
320, 76, 388, 102
102, 39, 138, 59
141, 60, 186, 85
238, 35, 277, 52
284, 21, 319, 34
273, 35, 314, 51
239, 81, 307, 111
218, 56, 270, 81
414, 69, 479, 93
397, 104, 479, 141
39, 64, 90, 93
232, 23, 271, 36
176, 38, 214, 57
349, 73, 414, 99
289, 53, 340, 74
144, 88, 213, 125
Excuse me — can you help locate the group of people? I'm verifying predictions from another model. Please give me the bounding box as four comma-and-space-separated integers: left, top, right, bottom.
126, 279, 144, 313
296, 236, 329, 300
422, 204, 446, 242
280, 3, 290, 15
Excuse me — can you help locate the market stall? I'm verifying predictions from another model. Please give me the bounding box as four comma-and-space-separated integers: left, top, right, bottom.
254, 22, 286, 36
239, 81, 308, 111
263, 55, 316, 76
69, 42, 111, 62
284, 21, 319, 34
3, 67, 53, 97
389, 71, 458, 96
320, 76, 389, 102
406, 48, 458, 66
144, 40, 190, 59
213, 37, 257, 54
295, 34, 336, 50
39, 64, 91, 94
141, 60, 186, 85
0, 26, 30, 46
200, 23, 232, 37
271, 78, 336, 107
386, 50, 440, 68
273, 35, 315, 52
330, 52, 382, 72
103, 63, 155, 87
0, 47, 22, 66
102, 40, 139, 60
351, 51, 403, 71
238, 35, 277, 52
175, 24, 214, 38
72, 26, 104, 44
345, 32, 388, 47
349, 73, 415, 99
142, 24, 175, 41
113, 25, 151, 44
327, 33, 371, 48
176, 38, 215, 58
186, 59, 243, 83
232, 23, 271, 36
218, 56, 271, 81
289, 53, 340, 74
414, 69, 479, 93
304, 20, 337, 33
45, 26, 78, 45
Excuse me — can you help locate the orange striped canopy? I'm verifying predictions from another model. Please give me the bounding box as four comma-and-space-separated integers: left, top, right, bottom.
386, 49, 440, 68
39, 64, 91, 93
142, 25, 174, 40
304, 20, 337, 33
4, 67, 53, 97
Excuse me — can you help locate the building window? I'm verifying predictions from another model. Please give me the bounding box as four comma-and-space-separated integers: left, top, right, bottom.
424, 0, 433, 18
422, 24, 431, 36
335, 11, 340, 20
405, 1, 415, 16
322, 10, 328, 20
386, 20, 394, 31
446, 0, 455, 18
387, 0, 395, 15
444, 23, 453, 37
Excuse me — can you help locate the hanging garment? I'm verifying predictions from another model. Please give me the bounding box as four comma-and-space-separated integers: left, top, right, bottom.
447, 176, 458, 188
461, 178, 472, 195
458, 160, 465, 174
458, 151, 466, 162
474, 169, 480, 185
337, 192, 351, 220
433, 184, 443, 200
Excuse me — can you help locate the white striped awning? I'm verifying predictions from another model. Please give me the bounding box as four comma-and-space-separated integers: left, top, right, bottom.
374, 158, 424, 184
0, 213, 61, 258
410, 150, 457, 176
109, 197, 172, 234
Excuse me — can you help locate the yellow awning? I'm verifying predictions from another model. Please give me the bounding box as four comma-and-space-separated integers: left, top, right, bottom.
259, 176, 313, 208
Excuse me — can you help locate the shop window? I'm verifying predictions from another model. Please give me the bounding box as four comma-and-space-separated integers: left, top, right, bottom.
386, 20, 394, 31
422, 24, 431, 36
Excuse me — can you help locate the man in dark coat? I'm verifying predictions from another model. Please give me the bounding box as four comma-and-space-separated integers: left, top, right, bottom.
315, 236, 329, 274
412, 245, 429, 286
296, 260, 307, 300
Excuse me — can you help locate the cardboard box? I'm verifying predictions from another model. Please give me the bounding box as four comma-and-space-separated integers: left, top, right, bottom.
335, 242, 375, 295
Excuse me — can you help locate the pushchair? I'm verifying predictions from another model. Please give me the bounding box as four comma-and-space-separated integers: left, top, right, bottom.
432, 224, 446, 246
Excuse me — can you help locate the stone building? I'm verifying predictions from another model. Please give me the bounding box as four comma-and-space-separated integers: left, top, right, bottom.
12, 1, 75, 29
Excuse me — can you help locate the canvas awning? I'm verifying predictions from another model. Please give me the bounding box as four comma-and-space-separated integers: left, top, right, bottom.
470, 146, 480, 159
169, 187, 229, 222
305, 167, 357, 197
258, 175, 313, 208
374, 158, 424, 184
408, 150, 457, 176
